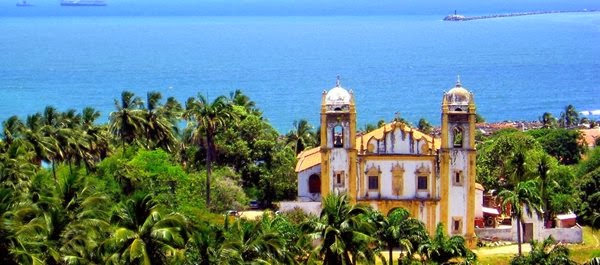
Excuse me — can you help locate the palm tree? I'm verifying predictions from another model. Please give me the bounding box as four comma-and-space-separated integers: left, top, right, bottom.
0, 188, 19, 265
417, 223, 472, 264
559, 105, 579, 128
539, 112, 557, 129
142, 92, 176, 152
22, 113, 54, 166
13, 173, 110, 265
183, 94, 235, 208
229, 89, 260, 115
105, 193, 187, 265
1, 116, 24, 147
536, 153, 555, 226
498, 179, 543, 256
0, 139, 36, 191
220, 214, 295, 264
285, 119, 316, 155
187, 221, 225, 265
305, 193, 376, 265
109, 91, 145, 152
417, 118, 433, 134
378, 208, 426, 265
80, 107, 109, 171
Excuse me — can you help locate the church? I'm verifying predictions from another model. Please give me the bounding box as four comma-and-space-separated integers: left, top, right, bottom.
294, 78, 481, 248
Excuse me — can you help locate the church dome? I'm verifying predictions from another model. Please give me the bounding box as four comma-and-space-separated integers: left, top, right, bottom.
445, 79, 471, 105
325, 77, 352, 105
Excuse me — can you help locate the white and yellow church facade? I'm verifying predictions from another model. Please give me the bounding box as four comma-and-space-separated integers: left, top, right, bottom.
295, 79, 482, 247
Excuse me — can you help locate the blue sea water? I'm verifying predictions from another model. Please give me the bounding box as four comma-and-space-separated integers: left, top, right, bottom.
0, 14, 599, 133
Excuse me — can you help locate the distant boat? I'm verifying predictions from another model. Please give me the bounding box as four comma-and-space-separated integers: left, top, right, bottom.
60, 0, 107, 6
16, 0, 34, 6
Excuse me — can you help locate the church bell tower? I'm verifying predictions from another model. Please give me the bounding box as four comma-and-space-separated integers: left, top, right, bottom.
320, 77, 358, 201
440, 77, 477, 248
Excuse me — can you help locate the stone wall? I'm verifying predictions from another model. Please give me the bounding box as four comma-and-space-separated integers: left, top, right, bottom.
278, 201, 321, 216
541, 227, 583, 243
475, 227, 514, 241
475, 226, 582, 243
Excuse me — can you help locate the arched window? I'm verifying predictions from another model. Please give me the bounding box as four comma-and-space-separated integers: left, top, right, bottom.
333, 125, 344, 148
453, 126, 463, 147
308, 174, 321, 194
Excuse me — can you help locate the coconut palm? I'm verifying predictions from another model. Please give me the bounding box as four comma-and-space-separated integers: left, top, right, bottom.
378, 208, 426, 265
109, 91, 145, 152
539, 112, 557, 129
285, 119, 316, 155
559, 105, 579, 128
1, 116, 24, 147
186, 221, 225, 265
142, 92, 177, 152
105, 193, 187, 265
499, 179, 543, 256
230, 89, 260, 115
220, 214, 295, 264
305, 193, 376, 265
22, 113, 54, 166
0, 139, 36, 191
183, 94, 235, 208
417, 223, 472, 264
13, 173, 111, 265
0, 188, 19, 265
80, 107, 109, 171
535, 153, 555, 225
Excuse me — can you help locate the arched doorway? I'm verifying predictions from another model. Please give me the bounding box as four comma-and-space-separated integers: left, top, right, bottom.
308, 174, 321, 194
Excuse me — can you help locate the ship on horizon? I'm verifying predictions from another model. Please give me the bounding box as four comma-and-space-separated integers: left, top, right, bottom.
60, 0, 106, 6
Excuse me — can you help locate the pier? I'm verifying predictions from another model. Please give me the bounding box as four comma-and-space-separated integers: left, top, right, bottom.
444, 9, 599, 21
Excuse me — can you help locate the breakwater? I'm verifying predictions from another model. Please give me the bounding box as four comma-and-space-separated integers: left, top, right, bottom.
444, 9, 599, 21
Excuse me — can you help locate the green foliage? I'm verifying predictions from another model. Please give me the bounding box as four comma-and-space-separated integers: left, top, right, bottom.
368, 207, 427, 265
575, 148, 600, 226
499, 179, 543, 256
417, 223, 473, 264
285, 119, 317, 155
539, 112, 557, 129
559, 105, 580, 128
417, 118, 433, 134
105, 193, 188, 265
476, 131, 542, 189
476, 112, 485, 123
208, 170, 249, 213
527, 128, 586, 165
4, 90, 593, 265
304, 193, 377, 265
510, 236, 576, 265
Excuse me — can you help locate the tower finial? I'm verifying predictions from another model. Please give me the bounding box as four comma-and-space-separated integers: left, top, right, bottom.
336, 75, 341, 87
456, 75, 462, 87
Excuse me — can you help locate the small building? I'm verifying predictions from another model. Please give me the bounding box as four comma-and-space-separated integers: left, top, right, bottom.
555, 213, 577, 228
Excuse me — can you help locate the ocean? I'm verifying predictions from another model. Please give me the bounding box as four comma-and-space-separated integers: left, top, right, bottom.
0, 13, 599, 133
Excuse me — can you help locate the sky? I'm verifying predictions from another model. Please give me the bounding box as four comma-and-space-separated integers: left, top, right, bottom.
4, 0, 600, 16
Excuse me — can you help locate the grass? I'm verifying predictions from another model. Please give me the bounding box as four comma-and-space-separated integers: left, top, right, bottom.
477, 226, 599, 265
569, 226, 599, 263
375, 227, 599, 265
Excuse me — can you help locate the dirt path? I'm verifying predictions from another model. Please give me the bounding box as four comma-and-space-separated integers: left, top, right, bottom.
473, 244, 531, 255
